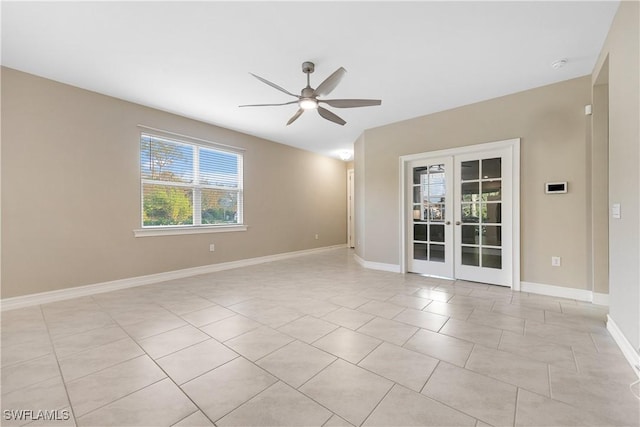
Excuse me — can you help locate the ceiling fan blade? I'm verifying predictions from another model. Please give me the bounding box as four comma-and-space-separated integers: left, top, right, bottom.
317, 106, 346, 126
319, 99, 382, 108
286, 108, 304, 126
249, 73, 298, 98
239, 100, 298, 107
313, 67, 346, 97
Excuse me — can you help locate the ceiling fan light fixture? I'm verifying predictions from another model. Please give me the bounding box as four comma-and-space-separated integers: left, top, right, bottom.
339, 150, 352, 161
299, 98, 318, 110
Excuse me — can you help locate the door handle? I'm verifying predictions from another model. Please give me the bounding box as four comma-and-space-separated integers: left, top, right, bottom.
446, 221, 451, 225
455, 221, 461, 225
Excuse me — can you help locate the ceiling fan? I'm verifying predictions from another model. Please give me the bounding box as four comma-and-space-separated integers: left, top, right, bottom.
239, 61, 382, 126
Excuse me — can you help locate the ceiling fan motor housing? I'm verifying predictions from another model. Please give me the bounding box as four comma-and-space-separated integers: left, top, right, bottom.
302, 61, 315, 74
301, 87, 315, 97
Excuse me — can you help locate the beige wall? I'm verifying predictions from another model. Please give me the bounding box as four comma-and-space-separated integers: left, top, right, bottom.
593, 0, 639, 350
1, 68, 347, 298
356, 76, 592, 290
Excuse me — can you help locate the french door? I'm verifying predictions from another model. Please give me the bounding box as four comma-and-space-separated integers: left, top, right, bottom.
406, 144, 516, 287
407, 156, 454, 278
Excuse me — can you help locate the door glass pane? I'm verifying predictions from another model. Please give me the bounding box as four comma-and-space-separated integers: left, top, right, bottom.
462, 225, 480, 244
482, 158, 501, 179
461, 182, 480, 201
429, 204, 445, 222
482, 248, 502, 269
484, 203, 502, 223
483, 225, 502, 246
413, 167, 427, 184
461, 246, 480, 266
462, 203, 480, 223
461, 160, 479, 181
429, 180, 445, 200
413, 205, 424, 221
430, 244, 445, 262
414, 243, 428, 260
430, 224, 445, 242
414, 224, 427, 241
413, 186, 421, 203
481, 181, 501, 201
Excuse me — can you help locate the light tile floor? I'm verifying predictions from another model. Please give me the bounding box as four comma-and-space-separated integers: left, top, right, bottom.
2, 248, 639, 426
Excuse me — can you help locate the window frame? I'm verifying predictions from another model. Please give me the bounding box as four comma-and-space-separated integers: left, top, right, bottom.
133, 126, 247, 238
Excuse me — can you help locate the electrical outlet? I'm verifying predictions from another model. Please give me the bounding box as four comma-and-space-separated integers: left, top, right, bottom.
209, 244, 215, 252
551, 256, 561, 267
314, 234, 319, 240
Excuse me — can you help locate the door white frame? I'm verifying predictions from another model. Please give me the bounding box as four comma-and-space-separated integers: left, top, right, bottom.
399, 138, 521, 290
347, 169, 355, 248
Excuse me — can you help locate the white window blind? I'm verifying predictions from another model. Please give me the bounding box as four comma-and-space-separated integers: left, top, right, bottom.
140, 132, 243, 228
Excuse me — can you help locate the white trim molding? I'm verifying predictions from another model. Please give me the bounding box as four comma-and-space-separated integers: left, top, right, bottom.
520, 281, 592, 302
592, 292, 610, 306
0, 244, 346, 312
134, 224, 247, 237
607, 315, 640, 378
353, 254, 401, 273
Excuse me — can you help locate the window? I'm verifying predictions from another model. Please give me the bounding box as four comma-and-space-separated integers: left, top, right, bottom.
139, 132, 243, 231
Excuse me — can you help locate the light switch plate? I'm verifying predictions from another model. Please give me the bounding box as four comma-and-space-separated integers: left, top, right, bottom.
612, 203, 621, 219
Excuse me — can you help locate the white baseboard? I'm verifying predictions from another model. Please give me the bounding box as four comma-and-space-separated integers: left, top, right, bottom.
520, 281, 592, 302
592, 292, 610, 306
353, 254, 401, 273
0, 244, 346, 312
607, 315, 640, 378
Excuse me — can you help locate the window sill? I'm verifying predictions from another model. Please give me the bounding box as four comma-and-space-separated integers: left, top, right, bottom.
133, 224, 248, 238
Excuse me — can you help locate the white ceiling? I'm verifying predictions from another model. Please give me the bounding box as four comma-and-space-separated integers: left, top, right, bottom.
1, 1, 619, 159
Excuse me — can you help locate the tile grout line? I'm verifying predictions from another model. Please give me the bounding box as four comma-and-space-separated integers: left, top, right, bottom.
73, 377, 168, 421
418, 359, 440, 394
420, 374, 500, 426
512, 387, 521, 427
295, 356, 342, 391
399, 324, 422, 347
174, 354, 241, 389
205, 379, 283, 425
169, 409, 201, 427
227, 330, 295, 364
464, 343, 476, 368
358, 382, 395, 427
547, 363, 553, 399
123, 320, 189, 341
283, 357, 357, 421
0, 349, 57, 371
61, 352, 150, 387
